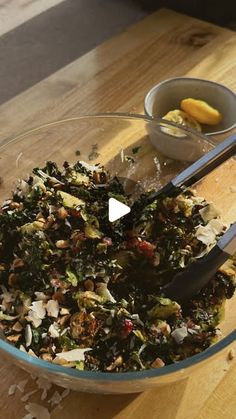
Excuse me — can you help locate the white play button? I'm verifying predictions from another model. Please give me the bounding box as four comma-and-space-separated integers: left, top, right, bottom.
108, 198, 131, 222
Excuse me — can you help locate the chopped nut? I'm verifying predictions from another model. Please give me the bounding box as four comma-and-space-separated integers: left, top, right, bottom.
219, 266, 236, 277
12, 321, 23, 332
8, 273, 17, 286
84, 279, 94, 292
7, 334, 21, 343
37, 217, 46, 224
9, 202, 21, 209
228, 349, 235, 361
36, 212, 44, 220
106, 355, 123, 371
57, 207, 68, 219
158, 321, 171, 336
12, 258, 24, 269
58, 314, 71, 326
151, 357, 165, 368
40, 353, 53, 362
60, 308, 70, 315
55, 240, 70, 249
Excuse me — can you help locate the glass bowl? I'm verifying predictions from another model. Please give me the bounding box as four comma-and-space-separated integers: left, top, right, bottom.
0, 114, 235, 394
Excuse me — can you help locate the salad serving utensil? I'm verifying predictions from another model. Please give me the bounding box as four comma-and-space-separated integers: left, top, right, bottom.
130, 134, 236, 302
151, 134, 236, 302
162, 221, 236, 302
145, 133, 236, 205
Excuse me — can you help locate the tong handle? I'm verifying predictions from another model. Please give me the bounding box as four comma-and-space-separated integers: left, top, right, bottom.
171, 134, 236, 192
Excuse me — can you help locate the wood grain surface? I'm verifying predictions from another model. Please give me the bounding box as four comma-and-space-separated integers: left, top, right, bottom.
0, 8, 236, 419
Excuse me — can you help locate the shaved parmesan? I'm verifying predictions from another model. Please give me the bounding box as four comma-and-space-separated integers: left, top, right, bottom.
55, 348, 92, 362
199, 203, 220, 223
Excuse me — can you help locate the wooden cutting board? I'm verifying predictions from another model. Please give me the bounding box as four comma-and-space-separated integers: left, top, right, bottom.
0, 8, 236, 419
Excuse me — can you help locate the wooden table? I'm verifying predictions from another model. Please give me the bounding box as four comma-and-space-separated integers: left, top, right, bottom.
0, 8, 236, 419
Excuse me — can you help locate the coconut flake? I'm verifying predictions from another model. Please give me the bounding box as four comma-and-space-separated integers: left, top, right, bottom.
34, 292, 49, 301
199, 203, 220, 223
55, 348, 92, 362
36, 377, 52, 402
48, 390, 62, 407
46, 300, 59, 318
61, 388, 70, 399
0, 285, 14, 310
28, 301, 46, 327
195, 219, 225, 245
48, 322, 60, 338
36, 377, 52, 391
21, 390, 38, 402
25, 402, 50, 419
171, 326, 188, 344
17, 379, 28, 393
79, 161, 102, 173
17, 179, 30, 196
22, 414, 34, 419
96, 283, 116, 303
16, 152, 23, 168
25, 324, 32, 347
30, 301, 46, 318
8, 384, 17, 396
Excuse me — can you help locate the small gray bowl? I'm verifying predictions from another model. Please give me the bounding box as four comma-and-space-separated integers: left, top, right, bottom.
144, 77, 236, 136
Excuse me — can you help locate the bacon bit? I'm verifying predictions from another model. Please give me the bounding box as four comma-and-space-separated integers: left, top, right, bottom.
151, 357, 165, 368
137, 240, 156, 259
70, 209, 81, 218
52, 291, 65, 303
121, 319, 133, 339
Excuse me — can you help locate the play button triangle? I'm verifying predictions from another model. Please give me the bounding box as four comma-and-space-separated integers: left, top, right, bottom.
108, 198, 131, 222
